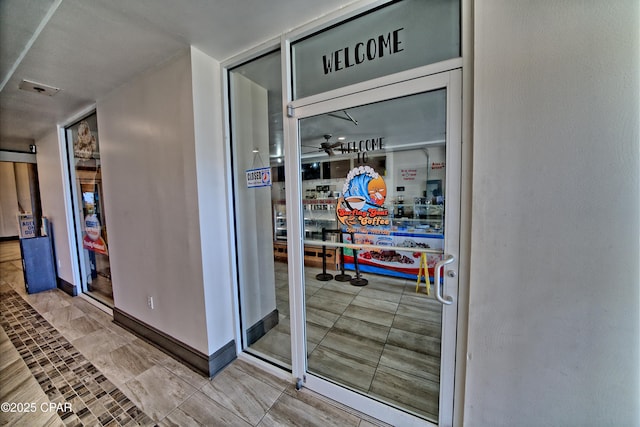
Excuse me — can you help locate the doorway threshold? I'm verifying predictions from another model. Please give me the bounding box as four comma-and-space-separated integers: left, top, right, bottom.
79, 292, 113, 316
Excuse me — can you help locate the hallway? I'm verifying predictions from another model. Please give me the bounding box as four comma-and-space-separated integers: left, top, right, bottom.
0, 242, 388, 426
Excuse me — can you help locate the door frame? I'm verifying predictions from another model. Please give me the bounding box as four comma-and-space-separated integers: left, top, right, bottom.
284, 68, 462, 426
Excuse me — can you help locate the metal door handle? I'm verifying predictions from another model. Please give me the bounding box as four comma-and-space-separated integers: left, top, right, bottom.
434, 254, 455, 305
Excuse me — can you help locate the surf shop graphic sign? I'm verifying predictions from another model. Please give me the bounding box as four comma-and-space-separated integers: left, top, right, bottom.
337, 166, 390, 229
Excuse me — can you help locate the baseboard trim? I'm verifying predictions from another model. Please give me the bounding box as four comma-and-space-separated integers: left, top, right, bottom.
113, 308, 236, 378
246, 309, 279, 346
57, 278, 77, 296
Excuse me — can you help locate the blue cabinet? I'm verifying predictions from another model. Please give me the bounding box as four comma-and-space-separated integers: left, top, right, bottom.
20, 236, 57, 294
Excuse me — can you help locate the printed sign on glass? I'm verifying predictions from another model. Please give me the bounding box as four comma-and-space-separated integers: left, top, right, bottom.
82, 214, 108, 255
337, 165, 389, 229
246, 167, 272, 188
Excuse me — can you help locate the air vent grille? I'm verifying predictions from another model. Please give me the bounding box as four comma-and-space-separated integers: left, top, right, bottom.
19, 79, 60, 96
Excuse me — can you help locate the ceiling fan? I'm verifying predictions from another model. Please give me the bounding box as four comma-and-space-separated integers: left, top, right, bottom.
302, 134, 343, 156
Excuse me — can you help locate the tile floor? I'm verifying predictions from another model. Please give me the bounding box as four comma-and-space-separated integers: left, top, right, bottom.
248, 260, 442, 421
0, 241, 390, 427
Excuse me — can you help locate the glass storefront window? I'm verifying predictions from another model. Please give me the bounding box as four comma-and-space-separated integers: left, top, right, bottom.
65, 113, 113, 305
299, 88, 448, 422
292, 0, 460, 99
228, 50, 291, 368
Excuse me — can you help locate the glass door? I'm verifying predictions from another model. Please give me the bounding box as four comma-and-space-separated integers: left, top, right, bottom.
227, 50, 292, 369
65, 113, 114, 306
288, 70, 461, 425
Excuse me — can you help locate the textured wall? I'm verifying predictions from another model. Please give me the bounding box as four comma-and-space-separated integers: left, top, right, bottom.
466, 1, 639, 425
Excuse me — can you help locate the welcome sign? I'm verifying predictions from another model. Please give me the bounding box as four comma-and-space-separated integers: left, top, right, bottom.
292, 0, 461, 98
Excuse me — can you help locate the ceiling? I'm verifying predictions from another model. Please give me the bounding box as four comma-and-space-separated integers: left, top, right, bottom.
0, 0, 352, 148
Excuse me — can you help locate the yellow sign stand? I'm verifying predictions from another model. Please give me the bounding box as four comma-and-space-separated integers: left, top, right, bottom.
415, 253, 430, 295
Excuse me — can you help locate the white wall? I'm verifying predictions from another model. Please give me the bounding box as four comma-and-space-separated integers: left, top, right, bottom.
0, 162, 20, 237
190, 46, 235, 354
466, 1, 639, 426
230, 73, 277, 328
97, 50, 212, 354
14, 163, 32, 213
36, 129, 74, 284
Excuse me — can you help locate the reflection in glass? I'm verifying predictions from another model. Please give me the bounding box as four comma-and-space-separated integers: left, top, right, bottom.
300, 90, 447, 421
66, 113, 113, 306
228, 50, 292, 368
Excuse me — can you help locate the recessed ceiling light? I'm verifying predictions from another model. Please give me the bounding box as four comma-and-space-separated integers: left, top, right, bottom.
19, 79, 60, 96
338, 136, 346, 141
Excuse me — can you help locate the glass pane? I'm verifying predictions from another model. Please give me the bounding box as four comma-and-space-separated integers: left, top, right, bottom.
292, 0, 460, 99
300, 89, 446, 421
66, 113, 113, 306
228, 51, 291, 368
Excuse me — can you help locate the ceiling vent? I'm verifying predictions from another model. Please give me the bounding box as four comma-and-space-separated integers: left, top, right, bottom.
19, 79, 60, 96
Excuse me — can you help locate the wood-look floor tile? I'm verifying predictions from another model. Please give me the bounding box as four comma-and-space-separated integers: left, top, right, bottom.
396, 294, 441, 321
0, 342, 19, 372
0, 330, 63, 427
200, 362, 284, 425
55, 314, 104, 342
231, 359, 289, 391
350, 294, 399, 314
128, 337, 172, 363
369, 364, 439, 421
41, 304, 86, 328
0, 241, 21, 262
91, 341, 159, 388
159, 356, 210, 390
305, 307, 340, 329
313, 288, 357, 305
0, 359, 33, 399
250, 326, 292, 365
159, 391, 251, 427
341, 304, 395, 327
306, 321, 330, 344
122, 365, 197, 422
357, 287, 402, 304
259, 388, 361, 427
71, 327, 131, 359
272, 317, 291, 335
316, 328, 385, 365
319, 280, 363, 295
306, 293, 350, 315
307, 345, 376, 392
3, 253, 447, 425
304, 280, 324, 294
364, 278, 406, 294
386, 328, 440, 358
275, 287, 290, 301
25, 290, 71, 314
378, 344, 440, 383
332, 316, 390, 343
391, 314, 441, 338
